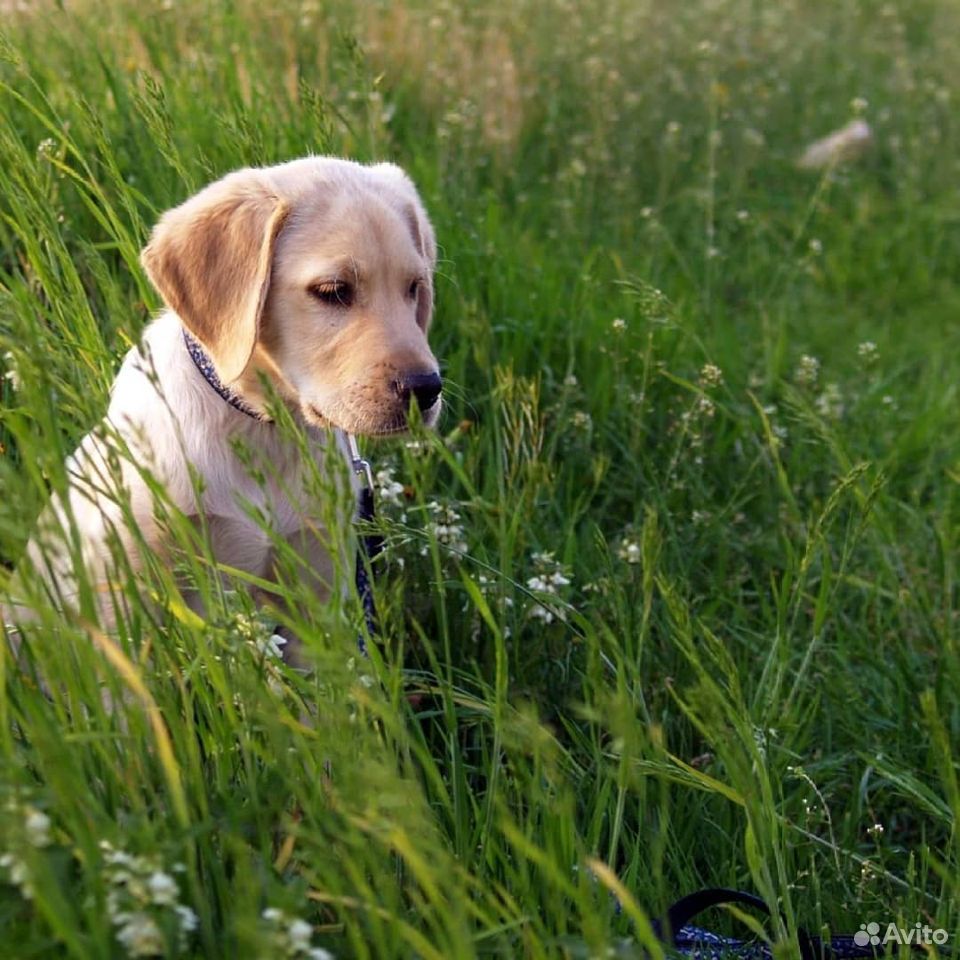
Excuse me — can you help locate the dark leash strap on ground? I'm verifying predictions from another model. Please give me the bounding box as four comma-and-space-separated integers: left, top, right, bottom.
656, 888, 935, 960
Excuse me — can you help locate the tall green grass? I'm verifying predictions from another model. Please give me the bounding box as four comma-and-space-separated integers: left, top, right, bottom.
0, 0, 958, 956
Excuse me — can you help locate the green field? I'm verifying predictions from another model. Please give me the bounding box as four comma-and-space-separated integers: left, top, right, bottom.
1, 0, 958, 956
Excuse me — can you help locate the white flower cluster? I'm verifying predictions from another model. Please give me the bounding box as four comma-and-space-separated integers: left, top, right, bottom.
698, 362, 723, 389
255, 633, 288, 661
230, 611, 272, 646
526, 551, 572, 624
571, 410, 592, 430
857, 340, 879, 365
816, 382, 845, 420
617, 539, 641, 564
0, 802, 53, 900
100, 841, 197, 958
219, 591, 286, 670
2, 351, 20, 392
795, 354, 821, 387
422, 500, 468, 557
375, 466, 405, 507
262, 907, 334, 959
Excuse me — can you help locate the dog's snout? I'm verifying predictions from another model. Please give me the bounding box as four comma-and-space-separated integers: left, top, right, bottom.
397, 372, 442, 412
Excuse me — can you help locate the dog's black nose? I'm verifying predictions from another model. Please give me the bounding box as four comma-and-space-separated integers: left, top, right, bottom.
398, 372, 442, 412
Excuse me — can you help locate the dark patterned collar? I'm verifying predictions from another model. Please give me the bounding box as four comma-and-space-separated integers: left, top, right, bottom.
182, 328, 267, 422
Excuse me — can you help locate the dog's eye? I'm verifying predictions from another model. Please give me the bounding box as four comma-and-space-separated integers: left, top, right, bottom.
309, 281, 354, 308
407, 279, 420, 301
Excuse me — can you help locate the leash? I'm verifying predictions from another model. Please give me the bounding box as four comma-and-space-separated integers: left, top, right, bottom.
183, 328, 382, 651
653, 888, 940, 960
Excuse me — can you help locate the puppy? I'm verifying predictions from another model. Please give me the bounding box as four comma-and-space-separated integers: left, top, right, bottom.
11, 157, 440, 642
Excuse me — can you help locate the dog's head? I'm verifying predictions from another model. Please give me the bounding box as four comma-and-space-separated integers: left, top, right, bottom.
141, 157, 441, 434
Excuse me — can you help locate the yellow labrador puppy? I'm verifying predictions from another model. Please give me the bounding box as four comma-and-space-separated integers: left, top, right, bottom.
14, 157, 440, 636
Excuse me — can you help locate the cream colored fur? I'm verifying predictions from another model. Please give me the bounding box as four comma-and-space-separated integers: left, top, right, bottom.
10, 157, 440, 635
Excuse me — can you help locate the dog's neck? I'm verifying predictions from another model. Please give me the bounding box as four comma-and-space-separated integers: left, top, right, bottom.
182, 328, 267, 422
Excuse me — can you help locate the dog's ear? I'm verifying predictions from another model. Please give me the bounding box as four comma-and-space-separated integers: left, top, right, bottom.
141, 171, 290, 384
370, 163, 437, 331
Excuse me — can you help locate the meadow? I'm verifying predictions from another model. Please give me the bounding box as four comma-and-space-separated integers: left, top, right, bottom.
0, 0, 958, 956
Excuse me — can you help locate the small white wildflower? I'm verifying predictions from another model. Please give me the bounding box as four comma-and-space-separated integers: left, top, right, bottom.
816, 382, 844, 419
175, 904, 199, 934
376, 468, 405, 506
422, 500, 467, 556
691, 510, 711, 525
255, 633, 287, 661
795, 354, 820, 387
3, 351, 20, 391
101, 843, 196, 953
611, 317, 627, 332
288, 918, 314, 951
563, 373, 578, 387
115, 912, 164, 958
36, 137, 56, 159
850, 96, 869, 116
808, 237, 822, 255
699, 363, 723, 388
1, 852, 34, 899
146, 870, 178, 906
618, 540, 641, 564
571, 410, 592, 430
857, 340, 879, 365
24, 809, 52, 848
526, 552, 573, 624
736, 209, 750, 222
529, 603, 557, 623
640, 205, 655, 219
695, 395, 716, 418
404, 440, 427, 457
233, 613, 260, 642
263, 908, 329, 958
100, 842, 137, 869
